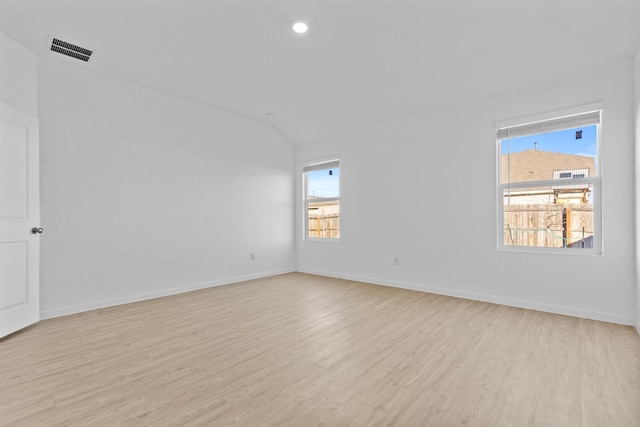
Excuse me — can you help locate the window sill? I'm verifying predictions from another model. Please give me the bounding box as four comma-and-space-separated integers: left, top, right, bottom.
498, 245, 601, 256
304, 237, 340, 243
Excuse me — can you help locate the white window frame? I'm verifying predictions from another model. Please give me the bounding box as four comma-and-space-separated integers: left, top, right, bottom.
495, 103, 603, 254
302, 157, 340, 241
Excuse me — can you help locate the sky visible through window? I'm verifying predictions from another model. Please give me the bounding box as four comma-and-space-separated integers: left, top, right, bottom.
307, 167, 339, 198
500, 125, 597, 158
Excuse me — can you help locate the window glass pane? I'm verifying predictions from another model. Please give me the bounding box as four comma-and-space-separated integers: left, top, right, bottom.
500, 125, 597, 185
306, 165, 339, 239
307, 167, 339, 198
502, 186, 594, 248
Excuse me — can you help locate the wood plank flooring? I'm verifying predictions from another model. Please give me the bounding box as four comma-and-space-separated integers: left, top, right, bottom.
1, 272, 639, 426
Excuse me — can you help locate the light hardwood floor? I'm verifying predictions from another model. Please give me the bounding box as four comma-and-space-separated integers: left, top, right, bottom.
1, 273, 639, 426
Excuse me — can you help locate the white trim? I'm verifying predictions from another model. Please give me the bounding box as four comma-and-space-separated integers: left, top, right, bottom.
496, 111, 600, 140
301, 155, 341, 170
497, 244, 599, 256
40, 268, 295, 319
494, 101, 604, 130
305, 237, 341, 243
595, 121, 603, 254
303, 160, 339, 173
0, 102, 39, 129
500, 177, 596, 190
296, 268, 635, 326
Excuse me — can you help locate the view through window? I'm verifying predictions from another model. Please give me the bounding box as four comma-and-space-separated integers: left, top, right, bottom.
303, 160, 340, 239
497, 110, 600, 252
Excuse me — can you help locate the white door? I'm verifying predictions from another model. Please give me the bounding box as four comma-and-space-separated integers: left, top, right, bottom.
0, 102, 40, 338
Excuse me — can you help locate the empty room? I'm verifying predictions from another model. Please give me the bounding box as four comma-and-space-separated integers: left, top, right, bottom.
1, 0, 639, 425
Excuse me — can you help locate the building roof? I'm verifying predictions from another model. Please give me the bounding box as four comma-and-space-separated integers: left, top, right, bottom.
501, 150, 595, 184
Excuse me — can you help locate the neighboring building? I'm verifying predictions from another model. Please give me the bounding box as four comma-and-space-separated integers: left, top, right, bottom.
501, 149, 595, 206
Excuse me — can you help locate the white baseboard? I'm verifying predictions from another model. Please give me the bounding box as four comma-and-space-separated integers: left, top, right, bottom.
41, 267, 637, 328
40, 268, 295, 320
297, 268, 635, 326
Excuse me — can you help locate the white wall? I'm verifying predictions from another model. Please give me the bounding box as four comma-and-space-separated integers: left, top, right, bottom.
3, 29, 638, 327
635, 46, 640, 333
297, 59, 636, 325
0, 33, 37, 115
38, 58, 295, 318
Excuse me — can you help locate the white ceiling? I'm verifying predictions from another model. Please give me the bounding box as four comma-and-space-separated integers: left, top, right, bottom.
1, 0, 638, 144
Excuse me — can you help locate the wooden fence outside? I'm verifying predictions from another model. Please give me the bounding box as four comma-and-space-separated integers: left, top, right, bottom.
504, 204, 593, 248
308, 213, 340, 238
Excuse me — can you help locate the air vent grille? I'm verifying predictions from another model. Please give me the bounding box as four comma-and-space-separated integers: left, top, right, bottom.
50, 37, 93, 62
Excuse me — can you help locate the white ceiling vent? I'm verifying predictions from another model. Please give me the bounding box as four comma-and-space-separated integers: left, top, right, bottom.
48, 36, 93, 62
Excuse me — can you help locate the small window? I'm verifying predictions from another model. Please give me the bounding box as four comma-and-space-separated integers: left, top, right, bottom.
497, 109, 601, 252
303, 159, 340, 239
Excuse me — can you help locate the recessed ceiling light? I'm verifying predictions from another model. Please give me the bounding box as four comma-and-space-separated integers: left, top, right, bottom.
292, 21, 308, 34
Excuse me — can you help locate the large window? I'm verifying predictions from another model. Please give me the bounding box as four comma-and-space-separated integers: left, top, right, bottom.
303, 159, 340, 239
496, 108, 601, 253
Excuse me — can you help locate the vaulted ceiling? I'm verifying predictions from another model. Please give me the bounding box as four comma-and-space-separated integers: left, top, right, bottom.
1, 0, 638, 144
